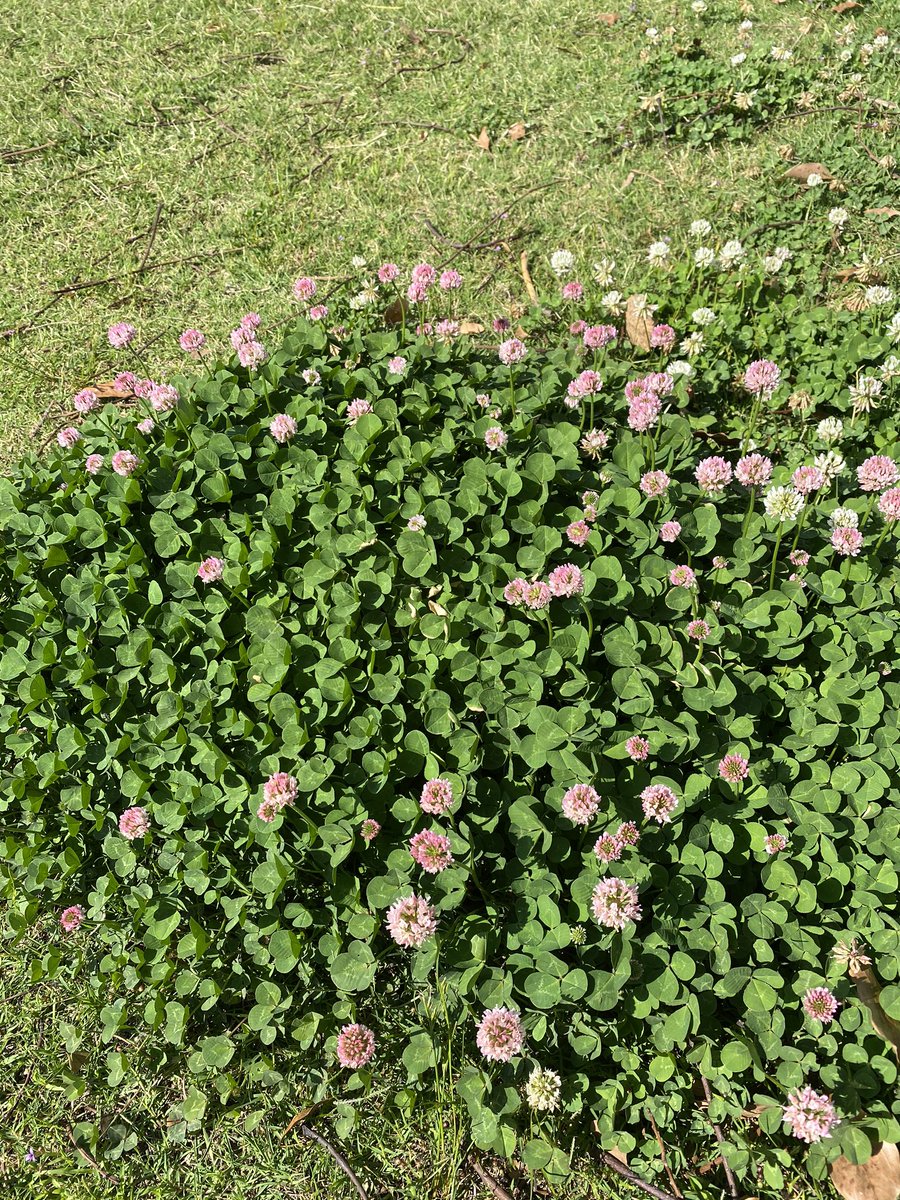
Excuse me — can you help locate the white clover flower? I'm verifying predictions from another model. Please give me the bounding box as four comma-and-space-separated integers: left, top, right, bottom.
645, 26, 661, 43
739, 19, 753, 32
668, 360, 693, 377
719, 239, 745, 268
873, 34, 890, 51
550, 249, 576, 278
774, 246, 793, 264
814, 451, 845, 483
349, 286, 377, 310
647, 240, 671, 264
350, 255, 368, 270
763, 254, 783, 274
731, 52, 747, 66
524, 1067, 562, 1112
680, 332, 705, 357
592, 257, 616, 286
691, 0, 707, 14
881, 355, 900, 381
692, 307, 716, 327
830, 506, 859, 530
849, 375, 884, 412
764, 486, 805, 522
828, 207, 849, 228
734, 89, 754, 109
601, 290, 625, 314
806, 172, 824, 188
866, 285, 894, 307
694, 246, 717, 268
817, 417, 843, 443
407, 514, 427, 532
689, 219, 712, 239
771, 46, 794, 61
888, 313, 900, 344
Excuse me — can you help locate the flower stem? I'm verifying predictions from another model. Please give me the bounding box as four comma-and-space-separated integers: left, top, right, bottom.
769, 526, 785, 591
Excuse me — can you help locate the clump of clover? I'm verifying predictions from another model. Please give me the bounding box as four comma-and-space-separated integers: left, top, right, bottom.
3, 249, 900, 1190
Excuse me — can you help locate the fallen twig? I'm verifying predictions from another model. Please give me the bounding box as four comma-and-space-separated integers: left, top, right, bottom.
1, 141, 55, 162
698, 1077, 739, 1199
520, 251, 538, 305
378, 30, 471, 86
50, 246, 251, 296
597, 1148, 680, 1200
646, 1110, 683, 1198
66, 1127, 120, 1185
138, 202, 164, 272
300, 1123, 368, 1199
470, 1157, 516, 1200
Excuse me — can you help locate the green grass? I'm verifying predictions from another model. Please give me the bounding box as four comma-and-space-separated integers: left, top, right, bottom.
2, 0, 898, 1193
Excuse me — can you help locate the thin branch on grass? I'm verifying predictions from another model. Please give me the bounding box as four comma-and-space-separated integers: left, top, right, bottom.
421, 217, 531, 253
299, 1123, 368, 1200
50, 246, 252, 296
1, 142, 55, 162
0, 295, 63, 341
435, 178, 561, 272
646, 1110, 683, 1198
596, 1149, 681, 1200
378, 30, 472, 86
138, 203, 164, 272
470, 1157, 516, 1200
699, 1075, 739, 1199
66, 1127, 120, 1185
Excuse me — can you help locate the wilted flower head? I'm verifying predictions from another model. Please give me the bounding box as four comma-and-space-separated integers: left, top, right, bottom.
119, 806, 150, 840
562, 783, 600, 825
420, 778, 454, 815
744, 359, 781, 395
580, 428, 609, 459
498, 338, 527, 365
832, 938, 872, 974
409, 830, 454, 874
476, 1008, 524, 1062
60, 905, 85, 932
85, 454, 104, 474
336, 1023, 375, 1069
591, 878, 641, 930
735, 453, 773, 488
783, 1086, 838, 1144
764, 486, 804, 522
695, 456, 733, 494
524, 1067, 562, 1112
803, 987, 839, 1024
718, 753, 749, 782
108, 322, 136, 348
386, 893, 437, 948
858, 455, 899, 492
197, 557, 224, 583
641, 784, 678, 824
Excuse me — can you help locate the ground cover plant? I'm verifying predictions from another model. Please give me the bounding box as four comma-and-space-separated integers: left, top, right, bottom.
3, 223, 900, 1200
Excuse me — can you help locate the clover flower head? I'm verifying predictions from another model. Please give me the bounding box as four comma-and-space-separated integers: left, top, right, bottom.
583, 324, 618, 350
831, 526, 863, 557
524, 1067, 562, 1112
485, 426, 508, 451
119, 806, 150, 840
270, 413, 297, 444
410, 830, 454, 874
660, 521, 681, 543
498, 338, 527, 365
803, 987, 839, 1024
695, 456, 733, 494
562, 783, 600, 825
640, 470, 670, 497
764, 833, 788, 855
641, 784, 678, 824
108, 322, 136, 348
764, 486, 804, 522
858, 455, 899, 492
591, 878, 641, 930
60, 905, 85, 932
687, 618, 710, 641
548, 564, 585, 597
336, 1023, 376, 1069
476, 1008, 524, 1062
360, 818, 381, 843
626, 735, 650, 761
197, 556, 224, 583
783, 1086, 838, 1144
420, 778, 454, 815
669, 564, 696, 588
744, 359, 781, 395
718, 753, 749, 783
386, 893, 437, 948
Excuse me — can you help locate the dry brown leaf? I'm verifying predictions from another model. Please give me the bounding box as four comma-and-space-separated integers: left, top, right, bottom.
458, 320, 484, 335
282, 1101, 329, 1138
845, 294, 869, 311
832, 1143, 900, 1200
93, 380, 131, 398
596, 11, 619, 24
609, 1146, 629, 1165
833, 0, 861, 10
852, 966, 900, 1054
866, 207, 900, 217
784, 162, 834, 183
383, 297, 409, 326
520, 251, 538, 306
474, 126, 491, 151
625, 294, 654, 352
620, 170, 636, 190
505, 121, 526, 141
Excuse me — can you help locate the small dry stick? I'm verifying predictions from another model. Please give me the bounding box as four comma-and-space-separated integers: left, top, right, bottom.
66, 1127, 120, 1185
470, 1157, 516, 1200
138, 202, 164, 272
300, 1123, 368, 1200
646, 1109, 683, 1198
598, 1148, 680, 1200
520, 251, 538, 305
699, 1076, 739, 1199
